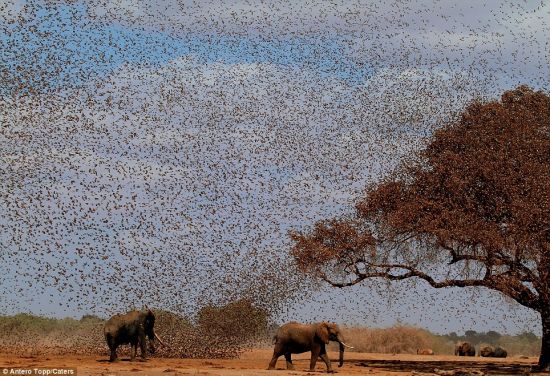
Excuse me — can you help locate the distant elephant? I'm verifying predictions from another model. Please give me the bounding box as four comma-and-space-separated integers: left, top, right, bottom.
479, 344, 507, 358
268, 322, 353, 373
104, 309, 166, 362
417, 348, 434, 355
454, 341, 475, 356
479, 344, 494, 357
493, 346, 507, 358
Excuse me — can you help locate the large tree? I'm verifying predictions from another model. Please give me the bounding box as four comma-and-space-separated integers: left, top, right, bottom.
291, 86, 550, 368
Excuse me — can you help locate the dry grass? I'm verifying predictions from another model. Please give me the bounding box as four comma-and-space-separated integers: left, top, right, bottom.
497, 334, 540, 357
338, 326, 539, 357
0, 314, 540, 358
0, 314, 105, 356
0, 301, 270, 359
339, 325, 453, 355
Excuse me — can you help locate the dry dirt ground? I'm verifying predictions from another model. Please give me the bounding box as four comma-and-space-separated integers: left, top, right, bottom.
0, 349, 542, 376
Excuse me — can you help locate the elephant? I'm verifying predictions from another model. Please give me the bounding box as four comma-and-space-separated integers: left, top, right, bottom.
417, 348, 434, 355
454, 341, 475, 356
104, 309, 166, 362
267, 322, 353, 373
480, 345, 507, 358
493, 346, 507, 358
479, 344, 494, 357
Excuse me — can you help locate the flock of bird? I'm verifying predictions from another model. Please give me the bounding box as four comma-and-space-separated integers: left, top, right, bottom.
0, 0, 548, 355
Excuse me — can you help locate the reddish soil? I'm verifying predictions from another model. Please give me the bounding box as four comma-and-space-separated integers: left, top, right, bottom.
0, 349, 540, 376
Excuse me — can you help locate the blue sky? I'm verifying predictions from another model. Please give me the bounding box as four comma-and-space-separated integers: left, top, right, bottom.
1, 1, 373, 95
1, 0, 548, 335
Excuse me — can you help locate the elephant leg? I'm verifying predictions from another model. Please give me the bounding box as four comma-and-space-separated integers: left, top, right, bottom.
140, 339, 147, 360
139, 332, 147, 361
310, 346, 321, 371
109, 345, 117, 362
319, 347, 333, 373
268, 348, 282, 370
106, 335, 117, 362
284, 353, 295, 370
130, 342, 136, 361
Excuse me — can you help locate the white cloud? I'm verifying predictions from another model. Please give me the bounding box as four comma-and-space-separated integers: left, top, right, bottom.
0, 40, 543, 328
81, 0, 549, 82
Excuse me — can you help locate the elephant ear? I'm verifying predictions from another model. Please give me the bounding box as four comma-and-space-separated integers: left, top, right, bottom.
316, 323, 330, 344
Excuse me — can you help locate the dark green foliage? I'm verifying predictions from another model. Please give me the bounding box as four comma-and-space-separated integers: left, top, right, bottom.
80, 314, 104, 323
441, 330, 540, 356
444, 330, 528, 346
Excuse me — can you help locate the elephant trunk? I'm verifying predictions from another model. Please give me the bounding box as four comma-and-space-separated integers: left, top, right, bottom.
337, 339, 353, 367
338, 342, 344, 367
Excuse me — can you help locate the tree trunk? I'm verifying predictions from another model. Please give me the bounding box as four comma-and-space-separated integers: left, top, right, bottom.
539, 310, 550, 370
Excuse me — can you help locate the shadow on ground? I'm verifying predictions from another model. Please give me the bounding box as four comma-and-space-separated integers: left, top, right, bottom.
353, 359, 539, 375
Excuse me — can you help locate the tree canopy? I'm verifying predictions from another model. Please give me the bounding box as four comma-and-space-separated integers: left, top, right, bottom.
291, 86, 550, 368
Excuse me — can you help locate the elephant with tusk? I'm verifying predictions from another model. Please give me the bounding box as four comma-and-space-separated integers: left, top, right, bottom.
268, 321, 353, 373
104, 308, 167, 362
